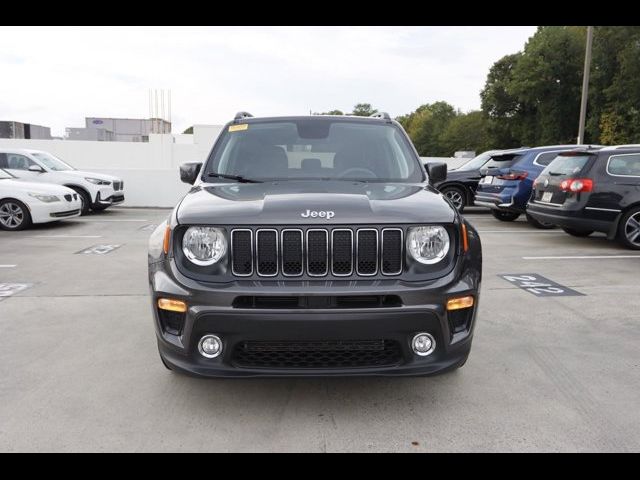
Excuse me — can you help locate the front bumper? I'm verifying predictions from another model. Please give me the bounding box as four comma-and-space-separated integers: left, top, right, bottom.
149, 255, 481, 377
95, 190, 125, 206
29, 199, 82, 224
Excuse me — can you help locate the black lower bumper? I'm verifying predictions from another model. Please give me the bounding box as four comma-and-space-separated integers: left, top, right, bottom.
157, 308, 475, 377
526, 202, 617, 235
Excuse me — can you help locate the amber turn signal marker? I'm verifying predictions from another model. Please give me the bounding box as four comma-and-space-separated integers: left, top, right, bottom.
446, 296, 474, 311
461, 223, 469, 252
163, 226, 171, 255
158, 298, 187, 313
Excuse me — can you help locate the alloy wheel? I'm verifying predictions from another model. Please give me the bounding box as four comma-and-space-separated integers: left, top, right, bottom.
444, 190, 464, 210
625, 212, 640, 246
0, 202, 24, 229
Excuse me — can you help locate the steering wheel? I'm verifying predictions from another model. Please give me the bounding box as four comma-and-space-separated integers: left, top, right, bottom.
338, 167, 377, 179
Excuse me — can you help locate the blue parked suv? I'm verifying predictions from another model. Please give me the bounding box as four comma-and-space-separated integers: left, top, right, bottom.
474, 145, 598, 228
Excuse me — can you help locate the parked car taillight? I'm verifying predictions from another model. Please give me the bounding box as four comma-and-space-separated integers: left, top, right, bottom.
496, 171, 528, 181
559, 178, 594, 193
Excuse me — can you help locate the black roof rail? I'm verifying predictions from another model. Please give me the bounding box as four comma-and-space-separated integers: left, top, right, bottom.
370, 112, 391, 120
234, 111, 253, 122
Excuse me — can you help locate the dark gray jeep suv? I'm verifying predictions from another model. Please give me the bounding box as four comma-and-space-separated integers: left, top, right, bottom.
148, 113, 482, 377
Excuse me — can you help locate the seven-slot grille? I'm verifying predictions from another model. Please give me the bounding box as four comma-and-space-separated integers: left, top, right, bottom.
230, 227, 403, 277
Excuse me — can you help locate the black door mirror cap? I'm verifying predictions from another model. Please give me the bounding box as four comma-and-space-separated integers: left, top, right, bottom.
180, 162, 202, 185
425, 162, 447, 184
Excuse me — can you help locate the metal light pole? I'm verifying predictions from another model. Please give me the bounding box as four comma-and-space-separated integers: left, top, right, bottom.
577, 26, 594, 144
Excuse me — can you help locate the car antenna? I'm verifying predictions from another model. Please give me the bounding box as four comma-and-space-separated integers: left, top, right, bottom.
369, 112, 391, 120
234, 111, 253, 122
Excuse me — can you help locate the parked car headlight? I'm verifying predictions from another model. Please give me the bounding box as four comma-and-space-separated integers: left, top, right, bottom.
28, 193, 60, 203
407, 226, 450, 264
84, 177, 111, 185
182, 227, 227, 266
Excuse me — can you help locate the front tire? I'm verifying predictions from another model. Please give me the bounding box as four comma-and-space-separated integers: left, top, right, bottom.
491, 210, 521, 222
526, 213, 556, 229
562, 227, 594, 237
441, 186, 466, 212
0, 199, 32, 231
69, 187, 91, 215
618, 207, 640, 250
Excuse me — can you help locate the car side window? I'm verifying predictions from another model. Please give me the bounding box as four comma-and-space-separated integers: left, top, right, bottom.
6, 154, 35, 171
485, 159, 505, 169
0, 153, 8, 169
534, 152, 559, 167
607, 154, 640, 177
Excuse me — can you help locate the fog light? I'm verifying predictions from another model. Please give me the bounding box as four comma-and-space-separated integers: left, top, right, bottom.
411, 333, 436, 357
198, 335, 222, 358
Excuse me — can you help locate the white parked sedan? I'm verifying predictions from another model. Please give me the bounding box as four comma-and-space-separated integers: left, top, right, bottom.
0, 169, 82, 231
0, 148, 125, 214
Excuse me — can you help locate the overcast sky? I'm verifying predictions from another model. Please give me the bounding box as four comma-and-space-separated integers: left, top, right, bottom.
0, 26, 537, 137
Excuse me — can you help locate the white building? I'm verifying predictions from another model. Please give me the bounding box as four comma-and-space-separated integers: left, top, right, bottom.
66, 117, 172, 142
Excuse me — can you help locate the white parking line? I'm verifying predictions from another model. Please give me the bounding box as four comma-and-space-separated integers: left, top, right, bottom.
478, 230, 566, 234
523, 255, 640, 260
71, 219, 148, 222
30, 235, 103, 239
0, 265, 16, 268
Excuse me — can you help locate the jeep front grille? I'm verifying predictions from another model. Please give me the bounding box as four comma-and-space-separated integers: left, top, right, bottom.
230, 227, 403, 277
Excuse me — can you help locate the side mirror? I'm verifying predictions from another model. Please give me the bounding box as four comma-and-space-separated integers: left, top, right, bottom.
180, 162, 202, 185
28, 165, 45, 173
425, 162, 447, 184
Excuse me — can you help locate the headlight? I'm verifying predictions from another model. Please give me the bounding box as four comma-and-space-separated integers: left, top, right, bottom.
85, 177, 111, 185
182, 227, 227, 266
407, 226, 450, 264
28, 193, 60, 203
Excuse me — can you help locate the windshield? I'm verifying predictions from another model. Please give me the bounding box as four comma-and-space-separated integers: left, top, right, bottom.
204, 119, 424, 183
0, 169, 14, 179
455, 151, 495, 171
542, 155, 591, 176
31, 152, 75, 171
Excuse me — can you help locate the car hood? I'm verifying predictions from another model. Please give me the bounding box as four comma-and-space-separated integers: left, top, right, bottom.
58, 170, 121, 182
176, 181, 456, 225
1, 179, 76, 195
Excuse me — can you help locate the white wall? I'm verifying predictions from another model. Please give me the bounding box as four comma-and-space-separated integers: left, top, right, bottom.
0, 125, 223, 208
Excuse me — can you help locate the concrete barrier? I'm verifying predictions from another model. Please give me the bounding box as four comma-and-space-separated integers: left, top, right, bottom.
0, 125, 223, 208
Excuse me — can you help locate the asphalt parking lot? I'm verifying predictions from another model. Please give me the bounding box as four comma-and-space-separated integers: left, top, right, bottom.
1, 207, 639, 452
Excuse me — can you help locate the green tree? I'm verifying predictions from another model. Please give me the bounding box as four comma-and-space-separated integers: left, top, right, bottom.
480, 53, 524, 148
481, 27, 586, 147
397, 101, 457, 156
183, 126, 194, 134
316, 109, 344, 115
351, 103, 377, 116
593, 26, 640, 143
440, 111, 492, 156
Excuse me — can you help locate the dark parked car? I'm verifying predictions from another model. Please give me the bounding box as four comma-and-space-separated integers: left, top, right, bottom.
527, 145, 640, 249
148, 112, 482, 377
474, 145, 599, 228
434, 149, 525, 212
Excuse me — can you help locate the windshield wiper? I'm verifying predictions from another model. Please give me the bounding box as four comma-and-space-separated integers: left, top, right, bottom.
207, 172, 262, 183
